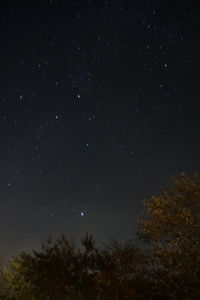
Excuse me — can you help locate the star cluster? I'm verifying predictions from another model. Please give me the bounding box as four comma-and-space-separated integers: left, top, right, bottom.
0, 0, 200, 256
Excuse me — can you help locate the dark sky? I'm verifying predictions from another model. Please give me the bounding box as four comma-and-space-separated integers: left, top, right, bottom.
0, 0, 200, 257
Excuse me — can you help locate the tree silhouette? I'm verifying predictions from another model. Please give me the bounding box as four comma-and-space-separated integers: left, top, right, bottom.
1, 173, 199, 299
137, 173, 200, 299
3, 234, 99, 300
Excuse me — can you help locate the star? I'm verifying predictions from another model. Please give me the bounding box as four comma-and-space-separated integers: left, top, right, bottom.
0, 0, 198, 260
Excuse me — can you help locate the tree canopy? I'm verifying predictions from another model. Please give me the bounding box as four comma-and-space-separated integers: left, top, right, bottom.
137, 172, 200, 299
0, 173, 199, 299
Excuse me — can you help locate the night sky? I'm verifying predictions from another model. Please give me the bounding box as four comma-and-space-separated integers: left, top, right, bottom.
0, 0, 200, 257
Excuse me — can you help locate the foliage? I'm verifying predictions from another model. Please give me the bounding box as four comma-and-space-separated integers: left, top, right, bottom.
94, 240, 142, 299
0, 173, 199, 299
137, 173, 200, 299
2, 234, 99, 300
2, 236, 141, 299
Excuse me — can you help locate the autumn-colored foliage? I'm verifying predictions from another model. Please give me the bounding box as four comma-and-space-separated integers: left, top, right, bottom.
137, 172, 200, 299
0, 173, 199, 299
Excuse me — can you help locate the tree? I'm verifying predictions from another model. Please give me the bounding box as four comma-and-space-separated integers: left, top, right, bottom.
2, 235, 142, 300
3, 234, 99, 300
3, 173, 199, 299
94, 240, 142, 299
137, 173, 200, 299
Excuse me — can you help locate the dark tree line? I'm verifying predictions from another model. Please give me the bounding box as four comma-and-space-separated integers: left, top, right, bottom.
0, 173, 200, 299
